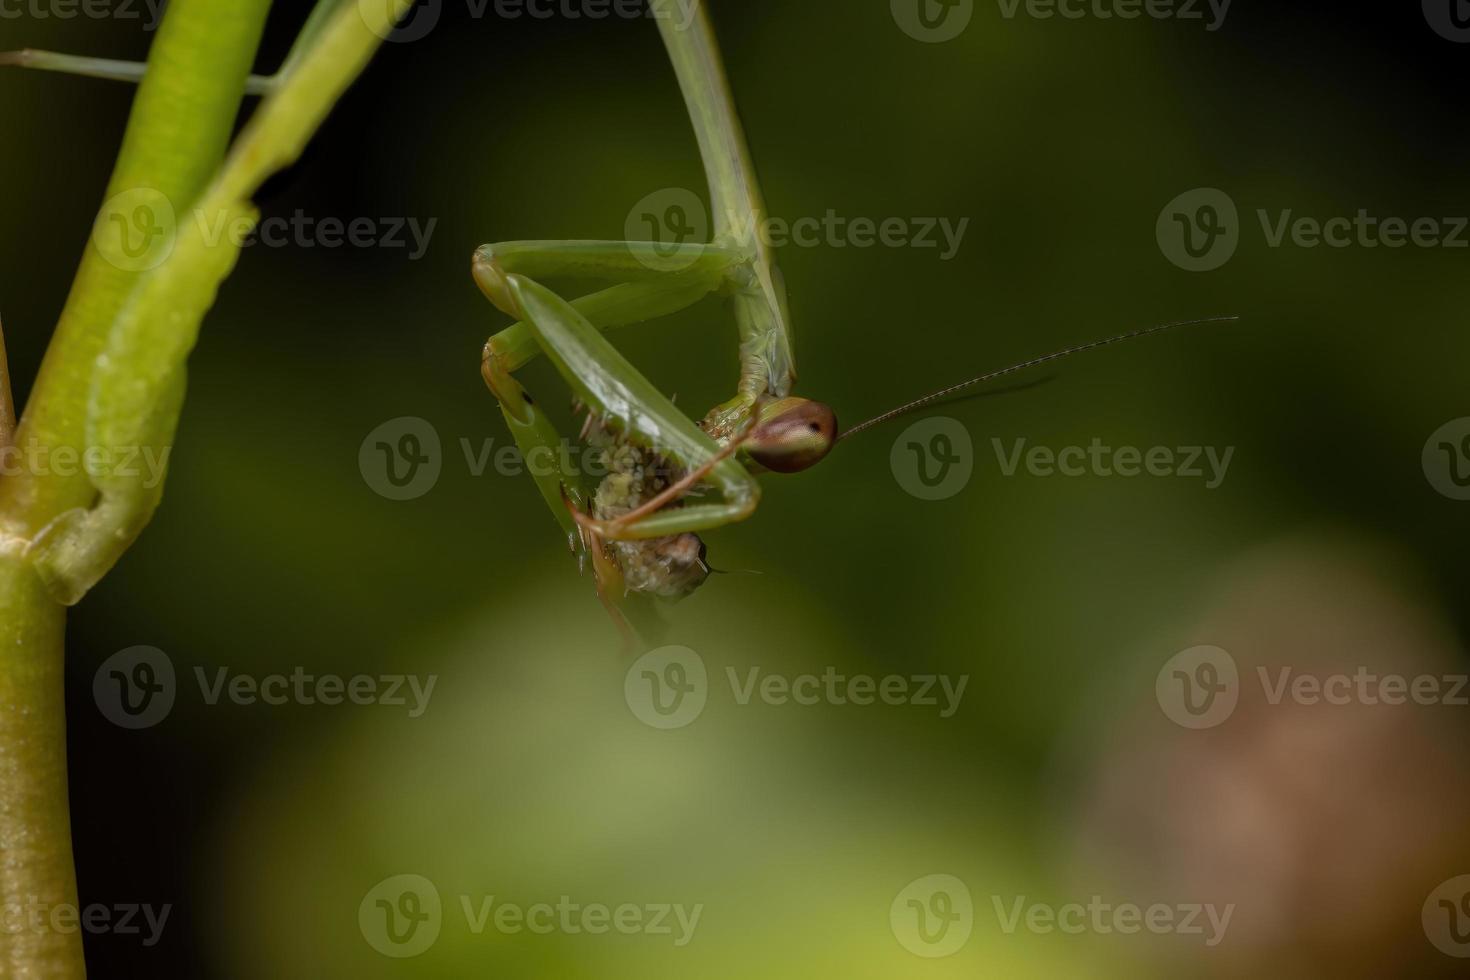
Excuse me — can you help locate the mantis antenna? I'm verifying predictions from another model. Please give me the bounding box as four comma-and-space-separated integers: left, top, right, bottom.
838, 315, 1240, 442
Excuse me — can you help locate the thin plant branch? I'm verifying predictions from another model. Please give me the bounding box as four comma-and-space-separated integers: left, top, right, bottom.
0, 315, 14, 449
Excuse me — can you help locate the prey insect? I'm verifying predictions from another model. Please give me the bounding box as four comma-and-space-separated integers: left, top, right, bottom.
469, 2, 1233, 634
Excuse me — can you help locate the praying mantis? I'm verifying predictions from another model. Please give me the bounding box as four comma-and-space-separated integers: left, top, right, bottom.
467, 1, 1233, 630
4, 0, 1232, 632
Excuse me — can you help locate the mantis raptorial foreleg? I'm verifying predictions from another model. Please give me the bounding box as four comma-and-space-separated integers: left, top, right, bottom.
476, 239, 744, 550
477, 239, 744, 371
473, 245, 761, 545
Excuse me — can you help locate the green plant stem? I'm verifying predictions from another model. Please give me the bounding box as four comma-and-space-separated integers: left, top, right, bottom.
0, 316, 14, 448
0, 1, 271, 975
0, 557, 71, 978
0, 0, 271, 536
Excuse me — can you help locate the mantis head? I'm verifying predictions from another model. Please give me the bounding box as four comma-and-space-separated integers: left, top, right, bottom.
745, 396, 839, 473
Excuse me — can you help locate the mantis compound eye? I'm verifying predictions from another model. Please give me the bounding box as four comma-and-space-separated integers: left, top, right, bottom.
745, 397, 838, 474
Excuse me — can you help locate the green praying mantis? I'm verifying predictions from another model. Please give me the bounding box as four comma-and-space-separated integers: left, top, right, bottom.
4, 1, 1232, 634
467, 2, 1234, 632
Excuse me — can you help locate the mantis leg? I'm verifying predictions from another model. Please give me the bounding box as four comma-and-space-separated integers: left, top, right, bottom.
476, 265, 761, 545
475, 241, 739, 544
476, 237, 747, 371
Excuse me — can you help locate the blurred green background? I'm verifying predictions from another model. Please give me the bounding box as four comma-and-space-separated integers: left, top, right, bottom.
3, 0, 1470, 976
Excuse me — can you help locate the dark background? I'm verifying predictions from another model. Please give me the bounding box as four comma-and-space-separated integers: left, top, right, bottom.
3, 0, 1470, 975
